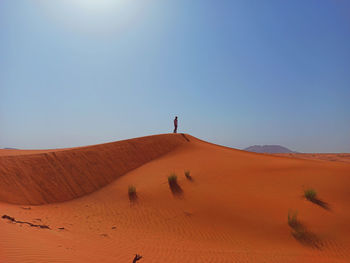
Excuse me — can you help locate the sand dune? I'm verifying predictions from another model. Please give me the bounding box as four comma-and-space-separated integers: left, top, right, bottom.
0, 134, 350, 262
0, 134, 188, 205
276, 153, 350, 164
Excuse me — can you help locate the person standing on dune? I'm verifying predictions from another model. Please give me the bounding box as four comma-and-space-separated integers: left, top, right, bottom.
173, 116, 178, 133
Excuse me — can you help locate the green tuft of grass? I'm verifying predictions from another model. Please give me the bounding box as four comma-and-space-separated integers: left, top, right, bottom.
304, 188, 317, 201
288, 210, 298, 228
168, 174, 178, 186
184, 170, 192, 180
168, 173, 183, 195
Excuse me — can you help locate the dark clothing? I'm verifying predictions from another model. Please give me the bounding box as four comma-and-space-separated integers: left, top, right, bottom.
173, 118, 178, 133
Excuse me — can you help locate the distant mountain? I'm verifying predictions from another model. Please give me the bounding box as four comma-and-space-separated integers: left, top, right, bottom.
244, 145, 295, 154
3, 148, 17, 150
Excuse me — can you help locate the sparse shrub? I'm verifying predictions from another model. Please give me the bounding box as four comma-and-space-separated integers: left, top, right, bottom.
168, 174, 178, 186
304, 188, 330, 209
304, 189, 317, 201
288, 210, 298, 228
287, 210, 322, 248
184, 170, 192, 181
168, 173, 183, 195
128, 185, 137, 201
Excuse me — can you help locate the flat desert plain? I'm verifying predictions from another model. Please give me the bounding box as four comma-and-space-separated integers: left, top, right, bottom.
276, 153, 350, 164
0, 134, 349, 262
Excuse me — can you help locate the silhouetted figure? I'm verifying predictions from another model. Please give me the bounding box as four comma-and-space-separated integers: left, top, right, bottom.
132, 254, 143, 263
173, 116, 178, 133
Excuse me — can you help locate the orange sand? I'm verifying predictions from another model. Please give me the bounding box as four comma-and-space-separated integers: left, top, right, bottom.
0, 134, 349, 263
276, 153, 350, 164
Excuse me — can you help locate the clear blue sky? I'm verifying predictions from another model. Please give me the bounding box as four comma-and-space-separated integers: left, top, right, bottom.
1, 0, 350, 152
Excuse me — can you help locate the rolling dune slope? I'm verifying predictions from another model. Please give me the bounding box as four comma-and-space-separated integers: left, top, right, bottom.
0, 134, 189, 204
0, 134, 350, 263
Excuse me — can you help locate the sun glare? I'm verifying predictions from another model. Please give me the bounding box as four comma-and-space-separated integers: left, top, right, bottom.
39, 0, 146, 34
71, 0, 123, 13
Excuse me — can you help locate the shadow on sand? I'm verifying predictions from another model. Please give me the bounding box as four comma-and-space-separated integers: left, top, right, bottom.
169, 182, 183, 197
129, 192, 138, 205
181, 133, 190, 142
307, 197, 330, 210
289, 220, 324, 250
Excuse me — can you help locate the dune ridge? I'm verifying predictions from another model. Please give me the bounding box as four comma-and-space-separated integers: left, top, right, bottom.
0, 134, 189, 205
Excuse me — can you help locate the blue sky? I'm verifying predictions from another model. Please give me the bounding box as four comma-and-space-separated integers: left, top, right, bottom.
1, 0, 349, 152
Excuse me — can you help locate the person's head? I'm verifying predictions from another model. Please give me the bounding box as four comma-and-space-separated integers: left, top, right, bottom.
175, 116, 178, 119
